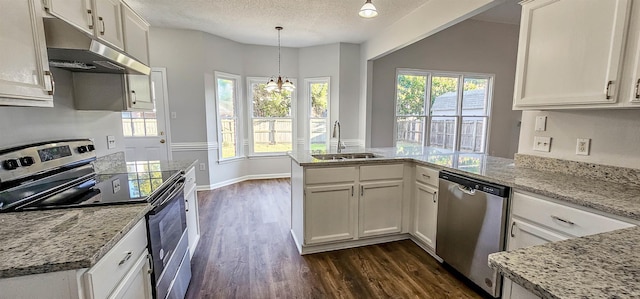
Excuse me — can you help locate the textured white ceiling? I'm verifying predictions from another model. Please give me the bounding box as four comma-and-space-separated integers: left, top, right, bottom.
125, 0, 431, 48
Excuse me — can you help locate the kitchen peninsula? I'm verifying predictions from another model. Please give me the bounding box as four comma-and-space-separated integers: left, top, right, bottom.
289, 147, 640, 298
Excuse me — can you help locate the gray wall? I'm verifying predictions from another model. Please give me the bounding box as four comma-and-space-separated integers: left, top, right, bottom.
0, 68, 124, 156
369, 19, 521, 158
518, 110, 640, 169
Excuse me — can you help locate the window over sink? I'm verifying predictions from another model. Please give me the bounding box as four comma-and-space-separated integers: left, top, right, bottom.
395, 69, 493, 154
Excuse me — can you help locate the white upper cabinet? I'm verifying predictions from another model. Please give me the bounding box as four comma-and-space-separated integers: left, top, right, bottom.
43, 0, 94, 35
0, 0, 54, 107
623, 0, 640, 106
513, 0, 632, 109
121, 3, 150, 64
93, 0, 124, 50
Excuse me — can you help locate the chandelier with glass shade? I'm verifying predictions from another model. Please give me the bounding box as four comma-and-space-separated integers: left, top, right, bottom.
266, 26, 295, 92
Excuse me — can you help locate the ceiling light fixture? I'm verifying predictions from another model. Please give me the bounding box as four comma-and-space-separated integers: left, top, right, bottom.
266, 26, 295, 93
359, 0, 378, 18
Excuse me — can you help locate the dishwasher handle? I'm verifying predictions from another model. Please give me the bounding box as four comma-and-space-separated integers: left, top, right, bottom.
456, 184, 476, 196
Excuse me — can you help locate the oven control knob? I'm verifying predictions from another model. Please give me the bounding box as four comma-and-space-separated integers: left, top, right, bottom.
87, 144, 95, 151
19, 156, 35, 167
77, 146, 88, 153
2, 159, 19, 170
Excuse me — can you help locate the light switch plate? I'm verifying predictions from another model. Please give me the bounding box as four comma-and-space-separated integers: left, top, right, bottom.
576, 138, 590, 155
535, 116, 547, 132
112, 178, 121, 193
533, 136, 552, 152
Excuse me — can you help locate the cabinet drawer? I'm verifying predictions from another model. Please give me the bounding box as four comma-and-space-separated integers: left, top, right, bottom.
415, 165, 439, 186
305, 167, 356, 184
84, 219, 148, 299
512, 192, 634, 237
184, 166, 196, 195
359, 164, 404, 181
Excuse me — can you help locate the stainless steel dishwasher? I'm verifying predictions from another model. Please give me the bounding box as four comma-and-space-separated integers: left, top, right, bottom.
436, 170, 510, 298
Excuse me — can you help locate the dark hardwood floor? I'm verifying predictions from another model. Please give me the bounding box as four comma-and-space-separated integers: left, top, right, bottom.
186, 178, 485, 299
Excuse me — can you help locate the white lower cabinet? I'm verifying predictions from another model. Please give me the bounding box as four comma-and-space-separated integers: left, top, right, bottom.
502, 191, 636, 299
305, 184, 356, 244
294, 163, 406, 251
184, 166, 201, 258
412, 181, 438, 250
359, 181, 403, 238
0, 219, 152, 299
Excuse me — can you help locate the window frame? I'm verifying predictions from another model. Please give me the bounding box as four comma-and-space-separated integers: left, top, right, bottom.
393, 68, 494, 153
246, 76, 297, 157
304, 77, 331, 152
214, 71, 243, 162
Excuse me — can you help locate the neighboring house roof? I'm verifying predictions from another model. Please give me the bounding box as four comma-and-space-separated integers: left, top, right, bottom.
431, 89, 486, 112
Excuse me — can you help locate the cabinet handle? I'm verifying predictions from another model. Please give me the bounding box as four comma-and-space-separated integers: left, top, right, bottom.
185, 199, 189, 212
131, 90, 137, 105
360, 185, 364, 196
635, 78, 640, 99
118, 251, 133, 266
433, 191, 437, 203
551, 215, 575, 225
147, 253, 153, 274
351, 186, 354, 197
605, 80, 613, 99
510, 222, 516, 238
87, 9, 94, 29
99, 16, 105, 35
44, 70, 55, 95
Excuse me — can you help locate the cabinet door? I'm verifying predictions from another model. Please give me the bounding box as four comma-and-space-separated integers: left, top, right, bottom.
109, 251, 153, 299
413, 182, 438, 249
121, 3, 150, 64
93, 0, 124, 50
304, 184, 356, 244
185, 187, 200, 258
0, 0, 54, 107
627, 1, 640, 105
359, 181, 403, 238
513, 0, 631, 108
126, 75, 154, 110
44, 0, 93, 35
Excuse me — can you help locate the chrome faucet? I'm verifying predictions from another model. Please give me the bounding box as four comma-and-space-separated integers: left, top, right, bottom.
332, 120, 346, 153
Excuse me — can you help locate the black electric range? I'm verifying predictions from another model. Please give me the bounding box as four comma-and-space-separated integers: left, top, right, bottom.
0, 140, 182, 212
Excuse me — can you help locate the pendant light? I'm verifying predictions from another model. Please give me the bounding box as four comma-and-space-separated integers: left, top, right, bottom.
266, 26, 295, 92
359, 0, 378, 18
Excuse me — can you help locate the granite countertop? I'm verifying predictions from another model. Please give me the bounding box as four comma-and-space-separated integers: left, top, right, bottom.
489, 226, 640, 298
290, 147, 640, 298
0, 204, 151, 278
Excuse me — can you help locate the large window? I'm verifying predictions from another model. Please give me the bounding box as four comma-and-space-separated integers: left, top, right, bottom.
215, 72, 242, 160
247, 77, 296, 155
306, 78, 330, 151
395, 70, 492, 153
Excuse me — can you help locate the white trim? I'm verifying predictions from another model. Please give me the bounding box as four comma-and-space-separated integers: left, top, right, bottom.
409, 236, 443, 262
198, 172, 291, 190
293, 232, 410, 255
217, 156, 245, 164
171, 142, 218, 151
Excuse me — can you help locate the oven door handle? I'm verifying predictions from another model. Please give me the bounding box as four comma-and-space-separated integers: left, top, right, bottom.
150, 178, 185, 213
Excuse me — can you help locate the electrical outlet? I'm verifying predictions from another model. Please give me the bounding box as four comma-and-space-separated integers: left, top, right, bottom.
107, 135, 116, 149
535, 116, 547, 132
533, 136, 552, 152
112, 178, 121, 193
199, 163, 206, 171
576, 138, 591, 156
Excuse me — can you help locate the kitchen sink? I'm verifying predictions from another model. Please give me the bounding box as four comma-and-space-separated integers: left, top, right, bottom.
311, 153, 381, 160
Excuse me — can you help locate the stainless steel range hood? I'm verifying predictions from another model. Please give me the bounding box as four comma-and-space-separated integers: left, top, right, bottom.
43, 18, 150, 75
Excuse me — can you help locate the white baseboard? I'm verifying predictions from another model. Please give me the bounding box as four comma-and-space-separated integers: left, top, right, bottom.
295, 233, 411, 255
197, 172, 291, 191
